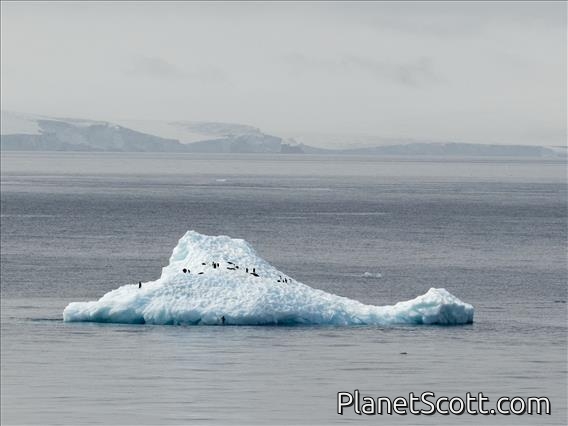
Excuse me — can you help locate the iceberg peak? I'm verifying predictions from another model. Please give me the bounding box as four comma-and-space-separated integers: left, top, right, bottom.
63, 231, 474, 326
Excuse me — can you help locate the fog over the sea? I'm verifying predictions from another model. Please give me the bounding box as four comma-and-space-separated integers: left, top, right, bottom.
1, 1, 565, 146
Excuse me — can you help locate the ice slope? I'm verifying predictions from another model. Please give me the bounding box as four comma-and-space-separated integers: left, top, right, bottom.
63, 232, 474, 326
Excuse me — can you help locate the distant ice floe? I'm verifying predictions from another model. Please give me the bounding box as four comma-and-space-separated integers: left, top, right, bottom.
63, 231, 474, 326
361, 271, 382, 278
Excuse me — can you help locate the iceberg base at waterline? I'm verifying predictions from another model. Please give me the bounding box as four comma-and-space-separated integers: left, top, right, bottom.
63, 231, 474, 326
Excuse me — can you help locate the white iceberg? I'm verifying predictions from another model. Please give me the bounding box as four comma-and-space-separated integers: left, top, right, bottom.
63, 231, 474, 326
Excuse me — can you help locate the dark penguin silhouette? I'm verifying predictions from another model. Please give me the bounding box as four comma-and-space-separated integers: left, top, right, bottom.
198, 272, 204, 275
138, 281, 142, 289
202, 262, 206, 266
182, 268, 187, 273
221, 316, 226, 325
246, 268, 249, 273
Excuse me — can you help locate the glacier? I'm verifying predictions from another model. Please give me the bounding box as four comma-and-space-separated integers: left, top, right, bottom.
63, 231, 474, 326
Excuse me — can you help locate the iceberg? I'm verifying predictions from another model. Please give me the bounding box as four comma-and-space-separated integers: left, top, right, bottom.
63, 231, 474, 326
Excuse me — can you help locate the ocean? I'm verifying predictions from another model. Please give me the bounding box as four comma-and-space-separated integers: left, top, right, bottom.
1, 152, 566, 425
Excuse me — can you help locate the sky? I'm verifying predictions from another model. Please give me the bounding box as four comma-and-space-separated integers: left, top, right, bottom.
1, 1, 566, 146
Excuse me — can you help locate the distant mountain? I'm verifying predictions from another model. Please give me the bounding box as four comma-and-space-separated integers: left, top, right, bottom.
0, 112, 303, 154
0, 111, 185, 152
1, 111, 564, 157
122, 120, 315, 154
340, 142, 561, 158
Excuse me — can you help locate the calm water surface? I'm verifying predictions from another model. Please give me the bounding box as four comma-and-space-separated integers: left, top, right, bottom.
1, 153, 566, 425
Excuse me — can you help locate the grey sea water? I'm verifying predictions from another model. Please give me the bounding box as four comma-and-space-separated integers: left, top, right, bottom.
1, 152, 566, 425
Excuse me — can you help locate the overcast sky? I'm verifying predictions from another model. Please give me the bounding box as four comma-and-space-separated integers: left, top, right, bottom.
1, 1, 566, 146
